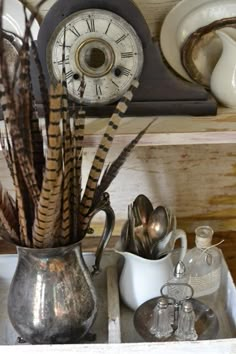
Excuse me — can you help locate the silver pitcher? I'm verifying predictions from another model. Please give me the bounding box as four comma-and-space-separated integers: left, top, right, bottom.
7, 195, 115, 344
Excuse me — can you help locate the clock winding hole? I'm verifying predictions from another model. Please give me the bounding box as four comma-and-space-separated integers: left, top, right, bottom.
85, 48, 105, 69
76, 38, 115, 78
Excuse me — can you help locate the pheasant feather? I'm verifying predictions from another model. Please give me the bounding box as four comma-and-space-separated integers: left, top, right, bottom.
0, 181, 19, 244
60, 43, 73, 245
72, 76, 86, 241
0, 57, 40, 206
33, 84, 63, 248
11, 155, 32, 247
29, 33, 49, 133
17, 10, 34, 165
79, 79, 139, 233
29, 90, 45, 190
93, 120, 154, 207
56, 30, 73, 245
0, 84, 33, 247
0, 131, 13, 178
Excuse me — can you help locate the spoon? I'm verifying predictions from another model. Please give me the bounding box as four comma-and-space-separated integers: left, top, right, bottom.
147, 206, 169, 241
165, 207, 176, 234
133, 194, 153, 227
120, 220, 129, 251
127, 204, 139, 254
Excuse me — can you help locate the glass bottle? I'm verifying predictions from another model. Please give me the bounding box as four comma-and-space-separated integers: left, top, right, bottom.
175, 300, 198, 341
184, 225, 222, 306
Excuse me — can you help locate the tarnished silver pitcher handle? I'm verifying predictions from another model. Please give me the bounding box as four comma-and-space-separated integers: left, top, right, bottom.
89, 193, 115, 274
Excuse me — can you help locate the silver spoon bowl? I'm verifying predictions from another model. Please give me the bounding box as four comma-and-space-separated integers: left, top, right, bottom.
133, 194, 153, 227
147, 206, 169, 242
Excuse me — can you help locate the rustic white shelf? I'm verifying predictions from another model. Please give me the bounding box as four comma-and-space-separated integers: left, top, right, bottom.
70, 107, 236, 147
1, 107, 236, 149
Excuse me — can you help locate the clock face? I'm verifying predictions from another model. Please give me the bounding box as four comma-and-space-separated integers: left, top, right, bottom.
46, 9, 144, 105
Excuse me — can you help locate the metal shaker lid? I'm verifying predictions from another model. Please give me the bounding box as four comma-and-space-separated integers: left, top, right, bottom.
157, 297, 169, 309
182, 300, 193, 313
174, 261, 186, 279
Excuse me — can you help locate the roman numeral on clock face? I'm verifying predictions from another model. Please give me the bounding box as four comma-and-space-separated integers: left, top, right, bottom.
112, 80, 119, 88
65, 70, 74, 82
55, 56, 70, 65
69, 26, 80, 37
120, 66, 131, 76
105, 20, 112, 34
115, 34, 128, 44
86, 18, 95, 32
121, 52, 134, 58
96, 84, 102, 96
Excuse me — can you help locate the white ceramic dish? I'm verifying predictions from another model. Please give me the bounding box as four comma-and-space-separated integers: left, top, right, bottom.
160, 0, 236, 83
2, 0, 39, 40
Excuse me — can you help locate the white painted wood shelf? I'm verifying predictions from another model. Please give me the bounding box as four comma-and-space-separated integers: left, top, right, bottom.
80, 107, 236, 147
60, 107, 236, 147
2, 107, 234, 148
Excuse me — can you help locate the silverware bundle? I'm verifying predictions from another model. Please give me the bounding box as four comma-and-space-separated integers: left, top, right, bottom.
119, 194, 176, 259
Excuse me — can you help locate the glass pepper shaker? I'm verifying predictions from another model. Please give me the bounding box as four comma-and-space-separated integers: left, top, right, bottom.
175, 300, 198, 341
149, 297, 173, 339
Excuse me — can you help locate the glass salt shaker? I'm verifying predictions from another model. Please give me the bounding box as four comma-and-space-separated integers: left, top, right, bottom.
175, 300, 198, 341
149, 297, 173, 339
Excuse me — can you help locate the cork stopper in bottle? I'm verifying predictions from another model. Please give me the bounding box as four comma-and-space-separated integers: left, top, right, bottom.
195, 225, 214, 249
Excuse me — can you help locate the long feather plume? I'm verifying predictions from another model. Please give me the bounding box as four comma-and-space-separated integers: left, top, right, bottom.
0, 181, 20, 244
28, 32, 49, 133
0, 131, 13, 178
23, 9, 45, 190
16, 7, 34, 165
0, 88, 30, 247
0, 79, 33, 246
0, 48, 40, 208
79, 79, 139, 234
32, 84, 63, 248
0, 3, 36, 246
72, 76, 86, 242
9, 147, 31, 247
59, 30, 73, 246
93, 120, 155, 207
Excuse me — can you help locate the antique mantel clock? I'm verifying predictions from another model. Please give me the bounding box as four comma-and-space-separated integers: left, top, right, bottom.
37, 0, 216, 116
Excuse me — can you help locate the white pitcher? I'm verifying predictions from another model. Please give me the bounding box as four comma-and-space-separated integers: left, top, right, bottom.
210, 30, 236, 108
116, 229, 187, 311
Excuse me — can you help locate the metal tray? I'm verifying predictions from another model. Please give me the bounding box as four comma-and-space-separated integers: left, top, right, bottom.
0, 252, 235, 352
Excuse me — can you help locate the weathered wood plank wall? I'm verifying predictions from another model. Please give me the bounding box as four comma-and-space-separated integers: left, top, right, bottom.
25, 0, 179, 39
2, 140, 236, 235
4, 0, 234, 235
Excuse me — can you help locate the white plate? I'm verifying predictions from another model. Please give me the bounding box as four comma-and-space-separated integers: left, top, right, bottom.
160, 0, 236, 83
2, 0, 39, 40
